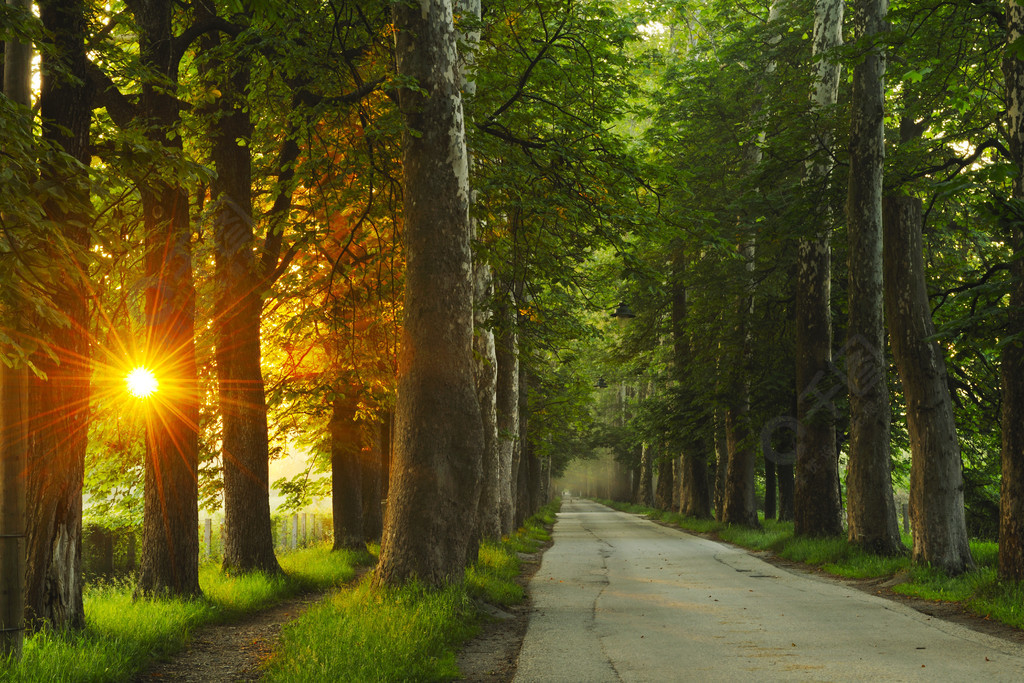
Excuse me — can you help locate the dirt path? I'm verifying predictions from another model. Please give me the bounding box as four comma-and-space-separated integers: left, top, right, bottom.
132, 535, 552, 683
133, 590, 330, 682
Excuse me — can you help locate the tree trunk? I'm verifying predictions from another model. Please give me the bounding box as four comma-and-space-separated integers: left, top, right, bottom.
714, 408, 728, 521
201, 22, 281, 576
133, 0, 201, 597
637, 443, 654, 506
375, 0, 483, 586
2, 0, 32, 657
722, 245, 760, 529
672, 248, 712, 518
777, 463, 795, 521
331, 388, 364, 550
0, 366, 28, 659
1000, 0, 1024, 582
473, 265, 501, 540
515, 365, 532, 527
654, 454, 674, 511
495, 297, 519, 535
24, 0, 92, 630
764, 459, 777, 520
723, 397, 760, 528
794, 0, 844, 539
883, 196, 973, 575
844, 0, 904, 556
360, 416, 385, 541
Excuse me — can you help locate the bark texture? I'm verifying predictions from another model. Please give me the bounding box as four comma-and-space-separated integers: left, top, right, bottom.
794, 0, 844, 539
495, 297, 520, 535
132, 0, 201, 597
1000, 0, 1024, 582
654, 455, 674, 510
883, 195, 973, 575
24, 0, 92, 630
672, 249, 712, 518
202, 21, 281, 575
473, 267, 501, 540
331, 388, 364, 550
375, 0, 484, 586
844, 0, 904, 556
2, 3, 32, 655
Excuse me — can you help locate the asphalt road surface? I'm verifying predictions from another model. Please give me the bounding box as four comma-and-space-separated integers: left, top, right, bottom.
514, 499, 1024, 682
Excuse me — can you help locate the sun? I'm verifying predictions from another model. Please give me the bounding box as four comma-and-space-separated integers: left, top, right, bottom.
126, 366, 158, 398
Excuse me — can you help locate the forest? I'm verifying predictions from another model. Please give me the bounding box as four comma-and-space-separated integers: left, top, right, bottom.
1, 0, 1023, 673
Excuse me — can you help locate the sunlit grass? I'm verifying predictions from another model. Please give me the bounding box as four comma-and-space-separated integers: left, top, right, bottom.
265, 501, 560, 682
0, 544, 369, 682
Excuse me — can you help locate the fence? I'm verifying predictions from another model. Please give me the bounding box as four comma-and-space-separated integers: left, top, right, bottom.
82, 513, 333, 579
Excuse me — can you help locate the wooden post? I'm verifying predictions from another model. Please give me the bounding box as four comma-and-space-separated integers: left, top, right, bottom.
204, 518, 212, 559
291, 514, 298, 550
301, 513, 308, 546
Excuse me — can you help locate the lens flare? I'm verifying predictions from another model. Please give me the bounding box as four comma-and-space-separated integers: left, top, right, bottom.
126, 366, 158, 398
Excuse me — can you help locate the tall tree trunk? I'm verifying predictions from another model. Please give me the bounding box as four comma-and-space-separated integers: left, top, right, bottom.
2, 1, 32, 655
495, 296, 519, 535
375, 0, 483, 586
133, 0, 201, 597
23, 0, 92, 631
844, 0, 904, 556
0, 366, 27, 659
672, 248, 712, 518
515, 364, 532, 527
714, 407, 728, 521
1000, 0, 1024, 582
795, 0, 844, 539
473, 267, 501, 540
637, 443, 654, 507
201, 20, 281, 576
722, 245, 760, 528
883, 195, 972, 575
654, 454, 674, 511
331, 387, 364, 550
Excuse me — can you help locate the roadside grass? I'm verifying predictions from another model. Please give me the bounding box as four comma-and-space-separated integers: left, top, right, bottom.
0, 544, 369, 683
597, 499, 1024, 632
264, 501, 560, 682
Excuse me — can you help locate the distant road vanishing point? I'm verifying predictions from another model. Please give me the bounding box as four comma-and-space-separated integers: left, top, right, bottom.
514, 499, 1024, 682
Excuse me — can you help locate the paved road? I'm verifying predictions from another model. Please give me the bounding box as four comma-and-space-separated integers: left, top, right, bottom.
514, 499, 1024, 682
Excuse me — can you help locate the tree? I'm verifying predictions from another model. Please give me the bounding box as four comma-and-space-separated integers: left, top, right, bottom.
883, 195, 973, 575
2, 0, 33, 655
374, 0, 484, 586
844, 0, 904, 556
24, 0, 94, 630
330, 383, 364, 549
196, 4, 281, 576
1000, 0, 1024, 581
794, 0, 844, 538
129, 0, 201, 596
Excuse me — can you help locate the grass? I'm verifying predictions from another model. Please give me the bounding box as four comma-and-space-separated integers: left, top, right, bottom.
1, 544, 370, 682
263, 502, 559, 682
597, 498, 1024, 632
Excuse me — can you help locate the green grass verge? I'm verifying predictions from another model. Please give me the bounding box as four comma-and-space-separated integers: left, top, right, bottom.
1, 544, 370, 682
597, 499, 1024, 632
263, 501, 560, 683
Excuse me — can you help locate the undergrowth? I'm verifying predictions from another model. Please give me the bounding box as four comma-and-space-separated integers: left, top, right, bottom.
0, 544, 369, 682
598, 499, 1024, 632
263, 501, 559, 682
